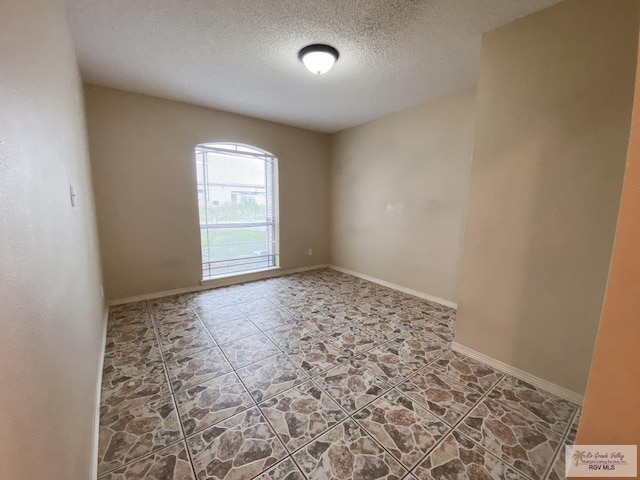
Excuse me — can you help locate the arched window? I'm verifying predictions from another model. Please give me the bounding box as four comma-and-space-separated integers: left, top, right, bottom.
195, 142, 278, 279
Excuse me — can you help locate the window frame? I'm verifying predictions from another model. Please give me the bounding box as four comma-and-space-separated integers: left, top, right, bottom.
195, 142, 279, 280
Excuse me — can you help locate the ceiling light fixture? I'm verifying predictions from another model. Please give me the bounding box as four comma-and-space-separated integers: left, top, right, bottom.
298, 44, 339, 75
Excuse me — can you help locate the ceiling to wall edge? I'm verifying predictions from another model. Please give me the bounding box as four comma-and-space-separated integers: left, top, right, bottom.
81, 80, 477, 136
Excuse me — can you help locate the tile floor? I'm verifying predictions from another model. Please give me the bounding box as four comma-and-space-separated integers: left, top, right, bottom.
98, 269, 580, 480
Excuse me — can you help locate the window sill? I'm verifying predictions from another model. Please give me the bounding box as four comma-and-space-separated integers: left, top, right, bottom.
201, 266, 281, 285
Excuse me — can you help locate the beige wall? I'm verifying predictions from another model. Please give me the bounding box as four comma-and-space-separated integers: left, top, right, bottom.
455, 0, 639, 394
577, 32, 640, 446
85, 85, 331, 301
330, 89, 476, 302
0, 1, 105, 478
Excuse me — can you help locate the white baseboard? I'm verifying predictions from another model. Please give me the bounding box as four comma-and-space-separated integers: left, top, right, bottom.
452, 342, 584, 405
91, 307, 109, 480
108, 264, 328, 306
328, 265, 458, 309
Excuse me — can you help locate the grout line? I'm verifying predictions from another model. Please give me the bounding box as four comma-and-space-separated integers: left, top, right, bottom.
398, 352, 571, 480
98, 304, 187, 477
103, 316, 446, 457
340, 411, 411, 477
351, 387, 440, 474
180, 289, 408, 472
185, 294, 259, 380
540, 406, 581, 480
287, 454, 308, 480
243, 338, 451, 474
438, 377, 538, 480
96, 437, 193, 478
253, 376, 351, 459
100, 304, 186, 476
101, 273, 351, 476
106, 271, 565, 480
246, 455, 303, 480
185, 290, 313, 407
282, 411, 411, 478
402, 378, 508, 477
147, 299, 201, 479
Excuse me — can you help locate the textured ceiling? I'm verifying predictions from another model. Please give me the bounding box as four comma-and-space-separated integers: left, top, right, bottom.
67, 0, 561, 133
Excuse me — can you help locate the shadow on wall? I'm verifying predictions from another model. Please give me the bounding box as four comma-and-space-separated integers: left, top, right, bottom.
454, 0, 637, 396
510, 132, 623, 395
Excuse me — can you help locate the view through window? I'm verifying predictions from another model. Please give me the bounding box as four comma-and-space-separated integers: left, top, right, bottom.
195, 143, 278, 279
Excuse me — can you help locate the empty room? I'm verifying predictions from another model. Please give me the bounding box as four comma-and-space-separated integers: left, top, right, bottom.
2, 0, 640, 479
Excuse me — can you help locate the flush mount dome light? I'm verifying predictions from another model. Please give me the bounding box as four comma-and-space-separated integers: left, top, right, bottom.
298, 44, 339, 75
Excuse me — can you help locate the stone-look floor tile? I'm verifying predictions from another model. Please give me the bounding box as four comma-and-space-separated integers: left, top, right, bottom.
566, 408, 580, 444
284, 339, 349, 376
206, 318, 262, 345
153, 309, 199, 328
414, 430, 530, 480
387, 309, 418, 324
254, 457, 305, 480
314, 360, 392, 414
546, 409, 581, 480
190, 290, 235, 311
158, 324, 216, 361
306, 314, 352, 335
432, 350, 504, 394
236, 297, 279, 316
385, 334, 449, 369
349, 313, 385, 329
103, 308, 147, 324
353, 389, 450, 470
99, 271, 580, 480
221, 333, 281, 369
104, 340, 163, 368
355, 346, 421, 386
367, 321, 412, 339
323, 327, 390, 356
102, 357, 165, 387
101, 366, 171, 416
107, 323, 158, 345
107, 315, 153, 332
175, 372, 255, 436
488, 376, 577, 436
110, 300, 150, 315
247, 309, 296, 331
237, 353, 309, 403
545, 447, 565, 480
323, 322, 360, 337
187, 406, 287, 480
98, 395, 183, 476
272, 332, 321, 353
155, 315, 205, 337
286, 305, 325, 320
418, 323, 454, 343
109, 303, 152, 326
268, 295, 307, 310
195, 304, 246, 327
165, 347, 232, 392
149, 294, 190, 309
98, 441, 195, 480
220, 282, 260, 293
457, 398, 562, 479
259, 380, 347, 453
397, 368, 482, 425
152, 307, 196, 325
292, 418, 407, 480
265, 322, 322, 348
220, 289, 261, 305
